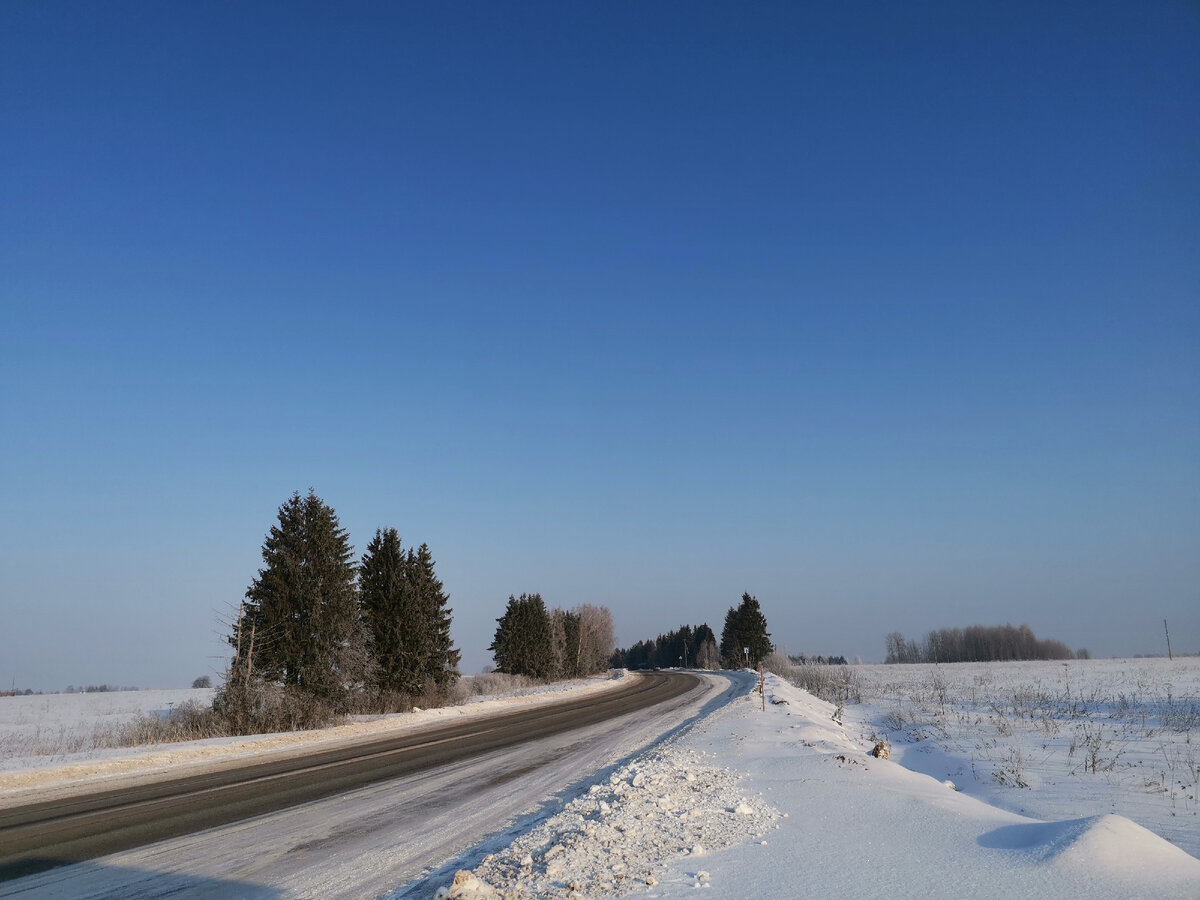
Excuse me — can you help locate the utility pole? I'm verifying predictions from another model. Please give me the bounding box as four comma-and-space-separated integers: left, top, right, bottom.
1164, 619, 1173, 661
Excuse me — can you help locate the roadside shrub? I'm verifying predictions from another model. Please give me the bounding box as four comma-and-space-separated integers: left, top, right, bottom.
112, 700, 225, 747
765, 651, 862, 706
211, 679, 339, 736
351, 678, 475, 716
464, 671, 540, 697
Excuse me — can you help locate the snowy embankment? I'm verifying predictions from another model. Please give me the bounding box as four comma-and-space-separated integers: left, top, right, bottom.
846, 657, 1200, 858
424, 672, 1200, 900
3, 670, 1197, 898
0, 674, 630, 805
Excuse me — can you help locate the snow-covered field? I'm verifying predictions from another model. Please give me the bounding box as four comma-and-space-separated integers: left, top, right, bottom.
425, 669, 1200, 899
0, 688, 215, 764
842, 657, 1200, 860
3, 665, 1198, 899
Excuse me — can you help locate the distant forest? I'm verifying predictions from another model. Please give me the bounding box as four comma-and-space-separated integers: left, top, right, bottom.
885, 624, 1077, 664
611, 623, 720, 670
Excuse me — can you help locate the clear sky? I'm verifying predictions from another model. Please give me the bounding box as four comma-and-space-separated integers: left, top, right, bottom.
2, 1, 1197, 690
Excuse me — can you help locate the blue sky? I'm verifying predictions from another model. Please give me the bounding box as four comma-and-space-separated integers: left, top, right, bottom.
2, 1, 1197, 689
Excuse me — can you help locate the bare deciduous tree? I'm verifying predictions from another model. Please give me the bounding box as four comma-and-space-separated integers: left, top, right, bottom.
696, 636, 720, 670
575, 604, 615, 676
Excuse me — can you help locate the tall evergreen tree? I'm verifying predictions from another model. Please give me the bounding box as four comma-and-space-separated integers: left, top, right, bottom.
411, 542, 460, 686
359, 533, 460, 695
490, 593, 553, 678
239, 491, 366, 705
719, 593, 773, 668
359, 528, 420, 693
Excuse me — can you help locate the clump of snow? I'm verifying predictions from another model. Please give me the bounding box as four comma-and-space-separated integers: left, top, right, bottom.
432, 743, 778, 898
434, 870, 496, 899
982, 812, 1200, 878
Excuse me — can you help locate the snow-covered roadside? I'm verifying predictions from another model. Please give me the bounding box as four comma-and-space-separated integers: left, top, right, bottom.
0, 673, 630, 806
427, 672, 1200, 899
430, 744, 779, 900
1, 673, 733, 900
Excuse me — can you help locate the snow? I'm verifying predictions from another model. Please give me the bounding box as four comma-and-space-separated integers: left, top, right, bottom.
846, 657, 1200, 858
0, 672, 733, 899
2, 666, 1198, 899
435, 744, 779, 898
424, 670, 1200, 899
0, 674, 630, 806
0, 688, 215, 764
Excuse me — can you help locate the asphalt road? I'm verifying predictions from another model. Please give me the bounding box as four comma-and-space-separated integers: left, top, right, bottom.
0, 671, 699, 883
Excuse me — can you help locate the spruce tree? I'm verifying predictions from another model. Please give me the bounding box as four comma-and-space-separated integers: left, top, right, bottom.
240, 491, 366, 706
359, 528, 420, 693
490, 593, 553, 678
411, 542, 460, 686
719, 592, 773, 668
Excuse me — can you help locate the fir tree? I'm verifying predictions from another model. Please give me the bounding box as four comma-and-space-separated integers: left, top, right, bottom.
360, 533, 460, 694
359, 528, 420, 693
719, 593, 773, 668
239, 491, 367, 706
411, 542, 460, 686
490, 593, 553, 678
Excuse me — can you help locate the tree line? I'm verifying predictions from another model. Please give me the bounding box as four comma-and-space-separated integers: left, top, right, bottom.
884, 623, 1076, 664
220, 490, 617, 734
221, 490, 459, 728
789, 654, 850, 666
610, 593, 775, 671
489, 593, 615, 679
219, 495, 779, 735
609, 623, 720, 670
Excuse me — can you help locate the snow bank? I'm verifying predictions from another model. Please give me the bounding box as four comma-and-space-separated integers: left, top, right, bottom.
846, 657, 1200, 857
981, 813, 1200, 878
434, 744, 778, 898
428, 671, 1200, 899
0, 673, 629, 805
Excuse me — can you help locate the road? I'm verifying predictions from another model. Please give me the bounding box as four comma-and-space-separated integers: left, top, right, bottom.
0, 671, 727, 898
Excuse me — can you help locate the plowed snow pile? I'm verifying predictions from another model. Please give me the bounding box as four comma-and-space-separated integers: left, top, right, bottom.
434, 745, 778, 899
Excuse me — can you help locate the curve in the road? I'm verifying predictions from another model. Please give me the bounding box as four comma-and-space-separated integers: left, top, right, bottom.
0, 671, 698, 882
